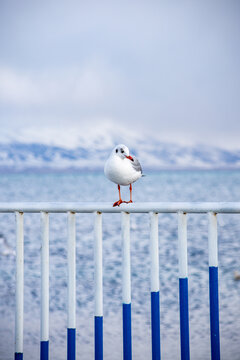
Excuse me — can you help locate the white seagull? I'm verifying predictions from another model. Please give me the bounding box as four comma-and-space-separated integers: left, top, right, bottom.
104, 144, 143, 207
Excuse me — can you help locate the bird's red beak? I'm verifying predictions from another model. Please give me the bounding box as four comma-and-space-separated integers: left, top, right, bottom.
126, 155, 133, 161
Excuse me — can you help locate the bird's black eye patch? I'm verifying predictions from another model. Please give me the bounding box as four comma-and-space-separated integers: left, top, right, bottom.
116, 149, 118, 153
121, 149, 124, 153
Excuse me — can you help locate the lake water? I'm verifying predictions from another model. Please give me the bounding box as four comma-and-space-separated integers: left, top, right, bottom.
0, 170, 240, 359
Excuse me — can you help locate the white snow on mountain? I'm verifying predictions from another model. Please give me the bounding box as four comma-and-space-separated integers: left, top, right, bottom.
0, 125, 240, 171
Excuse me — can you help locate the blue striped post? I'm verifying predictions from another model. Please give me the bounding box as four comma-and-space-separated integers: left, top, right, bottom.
122, 212, 132, 360
15, 212, 24, 360
15, 353, 23, 360
94, 212, 103, 360
149, 212, 161, 360
40, 212, 49, 360
67, 212, 76, 360
67, 329, 76, 360
208, 212, 220, 360
178, 212, 190, 360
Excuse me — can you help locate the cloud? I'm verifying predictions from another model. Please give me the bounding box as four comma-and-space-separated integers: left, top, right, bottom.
0, 62, 123, 107
0, 68, 40, 105
0, 0, 240, 150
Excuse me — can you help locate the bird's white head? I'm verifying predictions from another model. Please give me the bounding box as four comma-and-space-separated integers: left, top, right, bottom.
112, 144, 133, 160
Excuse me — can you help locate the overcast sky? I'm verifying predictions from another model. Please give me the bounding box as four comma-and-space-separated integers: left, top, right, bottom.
0, 0, 240, 148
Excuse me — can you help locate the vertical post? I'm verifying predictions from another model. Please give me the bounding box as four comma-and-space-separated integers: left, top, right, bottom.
149, 212, 161, 360
208, 212, 220, 360
94, 212, 103, 360
15, 212, 24, 360
178, 212, 190, 360
67, 212, 76, 360
122, 212, 132, 360
41, 212, 49, 360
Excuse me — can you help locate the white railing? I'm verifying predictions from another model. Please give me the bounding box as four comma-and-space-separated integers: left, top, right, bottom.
3, 202, 240, 360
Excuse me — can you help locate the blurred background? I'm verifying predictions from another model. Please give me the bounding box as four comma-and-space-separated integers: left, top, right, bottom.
0, 1, 240, 359
0, 0, 240, 170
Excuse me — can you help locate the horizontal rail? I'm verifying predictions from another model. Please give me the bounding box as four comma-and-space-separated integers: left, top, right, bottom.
11, 203, 238, 359
1, 202, 240, 213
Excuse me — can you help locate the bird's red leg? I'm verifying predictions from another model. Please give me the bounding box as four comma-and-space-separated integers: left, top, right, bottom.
113, 185, 124, 207
129, 183, 133, 203
124, 184, 133, 204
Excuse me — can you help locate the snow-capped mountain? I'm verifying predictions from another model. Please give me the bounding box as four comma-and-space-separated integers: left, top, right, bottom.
0, 136, 240, 171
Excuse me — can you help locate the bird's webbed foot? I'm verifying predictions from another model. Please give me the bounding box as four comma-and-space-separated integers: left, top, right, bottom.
125, 200, 133, 204
113, 199, 123, 207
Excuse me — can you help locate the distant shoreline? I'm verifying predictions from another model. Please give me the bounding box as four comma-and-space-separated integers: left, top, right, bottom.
0, 166, 240, 175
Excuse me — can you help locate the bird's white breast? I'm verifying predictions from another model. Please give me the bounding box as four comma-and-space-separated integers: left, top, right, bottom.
104, 155, 141, 186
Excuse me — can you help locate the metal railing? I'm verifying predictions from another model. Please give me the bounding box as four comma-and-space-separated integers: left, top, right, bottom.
2, 201, 240, 360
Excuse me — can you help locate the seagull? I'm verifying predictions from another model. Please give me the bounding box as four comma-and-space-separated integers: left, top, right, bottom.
104, 144, 143, 207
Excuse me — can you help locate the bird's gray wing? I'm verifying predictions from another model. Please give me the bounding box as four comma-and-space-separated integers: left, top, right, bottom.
131, 156, 142, 173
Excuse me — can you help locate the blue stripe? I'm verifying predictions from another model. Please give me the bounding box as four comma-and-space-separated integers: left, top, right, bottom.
14, 353, 23, 360
95, 316, 103, 360
151, 291, 161, 360
209, 266, 220, 360
179, 278, 190, 360
67, 328, 76, 360
40, 340, 49, 360
123, 303, 132, 360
